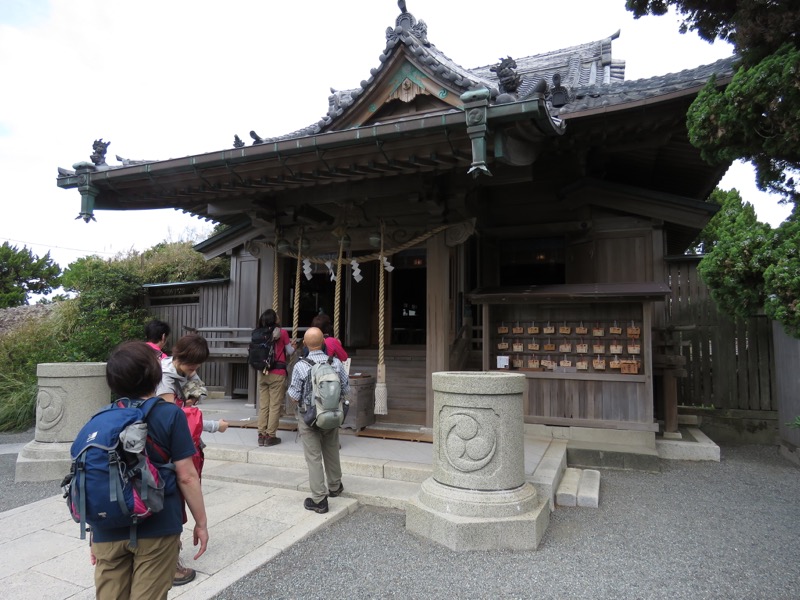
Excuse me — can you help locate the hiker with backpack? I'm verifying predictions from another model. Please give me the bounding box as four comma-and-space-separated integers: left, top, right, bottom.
77, 341, 209, 599
287, 326, 350, 514
155, 333, 227, 585
251, 309, 295, 447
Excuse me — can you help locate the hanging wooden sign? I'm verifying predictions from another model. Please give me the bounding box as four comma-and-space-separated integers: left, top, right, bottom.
609, 343, 623, 354
528, 342, 540, 351
543, 325, 555, 334
497, 325, 509, 334
512, 326, 524, 335
592, 327, 605, 337
627, 342, 641, 355
512, 342, 524, 353
559, 325, 571, 335
528, 325, 540, 334
576, 343, 588, 354
576, 359, 589, 370
627, 326, 641, 338
592, 343, 606, 354
527, 358, 540, 369
558, 342, 572, 353
592, 357, 606, 370
609, 326, 623, 335
497, 341, 509, 350
575, 326, 588, 335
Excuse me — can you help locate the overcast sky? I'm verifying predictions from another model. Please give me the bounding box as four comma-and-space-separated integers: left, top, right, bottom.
0, 0, 792, 271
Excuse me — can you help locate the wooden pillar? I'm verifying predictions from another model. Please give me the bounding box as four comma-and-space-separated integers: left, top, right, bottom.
426, 232, 450, 428
663, 372, 679, 434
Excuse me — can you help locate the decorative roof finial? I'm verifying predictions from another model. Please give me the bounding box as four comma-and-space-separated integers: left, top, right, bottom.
490, 56, 521, 95
90, 139, 110, 166
387, 0, 429, 46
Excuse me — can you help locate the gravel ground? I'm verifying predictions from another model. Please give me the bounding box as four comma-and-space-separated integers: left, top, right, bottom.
2, 433, 798, 599
212, 445, 800, 600
0, 429, 62, 512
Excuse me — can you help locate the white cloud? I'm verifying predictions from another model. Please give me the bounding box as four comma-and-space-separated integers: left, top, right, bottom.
0, 0, 782, 271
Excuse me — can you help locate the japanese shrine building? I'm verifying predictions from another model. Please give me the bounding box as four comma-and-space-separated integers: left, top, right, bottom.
57, 4, 734, 441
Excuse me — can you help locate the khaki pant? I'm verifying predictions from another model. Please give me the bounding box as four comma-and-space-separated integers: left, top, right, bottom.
297, 408, 342, 502
93, 533, 180, 600
258, 372, 286, 436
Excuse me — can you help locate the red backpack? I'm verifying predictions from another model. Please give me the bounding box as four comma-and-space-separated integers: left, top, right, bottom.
181, 406, 205, 478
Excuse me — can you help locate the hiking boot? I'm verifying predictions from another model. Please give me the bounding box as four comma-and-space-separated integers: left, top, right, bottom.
265, 435, 282, 446
328, 483, 344, 497
173, 562, 196, 586
258, 433, 267, 447
304, 497, 329, 514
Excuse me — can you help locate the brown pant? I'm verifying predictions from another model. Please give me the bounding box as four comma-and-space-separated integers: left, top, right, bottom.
93, 534, 180, 600
258, 372, 287, 436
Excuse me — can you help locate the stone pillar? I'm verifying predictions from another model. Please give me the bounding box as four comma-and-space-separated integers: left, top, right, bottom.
406, 371, 549, 550
15, 363, 110, 482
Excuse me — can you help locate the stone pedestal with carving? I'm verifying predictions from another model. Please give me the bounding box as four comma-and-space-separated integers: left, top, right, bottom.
406, 371, 549, 550
15, 363, 110, 482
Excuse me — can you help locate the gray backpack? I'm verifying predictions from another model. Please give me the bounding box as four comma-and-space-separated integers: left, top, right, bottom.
301, 356, 344, 430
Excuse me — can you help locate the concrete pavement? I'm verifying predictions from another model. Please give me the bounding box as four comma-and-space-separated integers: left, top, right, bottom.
1, 396, 718, 600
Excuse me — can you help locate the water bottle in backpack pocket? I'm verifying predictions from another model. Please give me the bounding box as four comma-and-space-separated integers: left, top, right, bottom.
61, 397, 174, 546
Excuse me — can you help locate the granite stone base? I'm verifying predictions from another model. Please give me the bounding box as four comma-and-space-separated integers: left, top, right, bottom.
405, 477, 550, 551
15, 440, 72, 482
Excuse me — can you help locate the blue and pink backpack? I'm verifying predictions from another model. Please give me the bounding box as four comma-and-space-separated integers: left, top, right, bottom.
62, 397, 174, 546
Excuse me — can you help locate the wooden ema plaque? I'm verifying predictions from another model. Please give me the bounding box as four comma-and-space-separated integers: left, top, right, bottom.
497, 341, 509, 350
512, 326, 524, 334
558, 342, 572, 353
543, 325, 555, 334
528, 342, 540, 351
543, 343, 556, 352
527, 358, 540, 369
512, 342, 524, 353
558, 325, 571, 335
627, 342, 641, 355
592, 343, 605, 354
576, 343, 588, 354
497, 326, 509, 334
609, 326, 623, 335
575, 326, 588, 335
620, 359, 640, 374
592, 357, 606, 370
627, 326, 641, 339
527, 326, 539, 334
576, 359, 589, 370
592, 327, 604, 337
609, 343, 623, 354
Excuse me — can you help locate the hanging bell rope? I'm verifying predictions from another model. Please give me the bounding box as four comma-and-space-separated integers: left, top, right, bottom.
374, 220, 388, 415
333, 235, 344, 339
272, 240, 280, 312
291, 232, 303, 344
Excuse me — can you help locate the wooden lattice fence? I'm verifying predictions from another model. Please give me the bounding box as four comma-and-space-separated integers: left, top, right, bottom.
662, 256, 776, 411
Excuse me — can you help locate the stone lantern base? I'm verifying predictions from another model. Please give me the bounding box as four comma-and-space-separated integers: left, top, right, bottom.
406, 477, 550, 551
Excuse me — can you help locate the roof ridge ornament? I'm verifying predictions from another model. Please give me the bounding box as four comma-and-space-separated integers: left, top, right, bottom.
490, 56, 522, 103
386, 1, 429, 47
548, 73, 573, 108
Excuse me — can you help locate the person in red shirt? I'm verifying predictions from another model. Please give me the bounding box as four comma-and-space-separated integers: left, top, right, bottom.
256, 309, 295, 447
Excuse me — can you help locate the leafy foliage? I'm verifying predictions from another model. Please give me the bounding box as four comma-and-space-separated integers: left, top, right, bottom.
0, 242, 61, 308
697, 189, 773, 320
762, 210, 800, 336
626, 0, 800, 204
697, 189, 800, 337
0, 304, 75, 431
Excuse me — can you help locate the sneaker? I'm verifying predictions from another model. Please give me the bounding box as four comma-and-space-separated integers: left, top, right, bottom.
328, 483, 344, 497
173, 563, 196, 586
303, 497, 329, 514
265, 435, 282, 446
257, 433, 267, 447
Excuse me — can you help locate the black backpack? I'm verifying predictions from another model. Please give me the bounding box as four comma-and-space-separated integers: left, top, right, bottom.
248, 326, 286, 372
